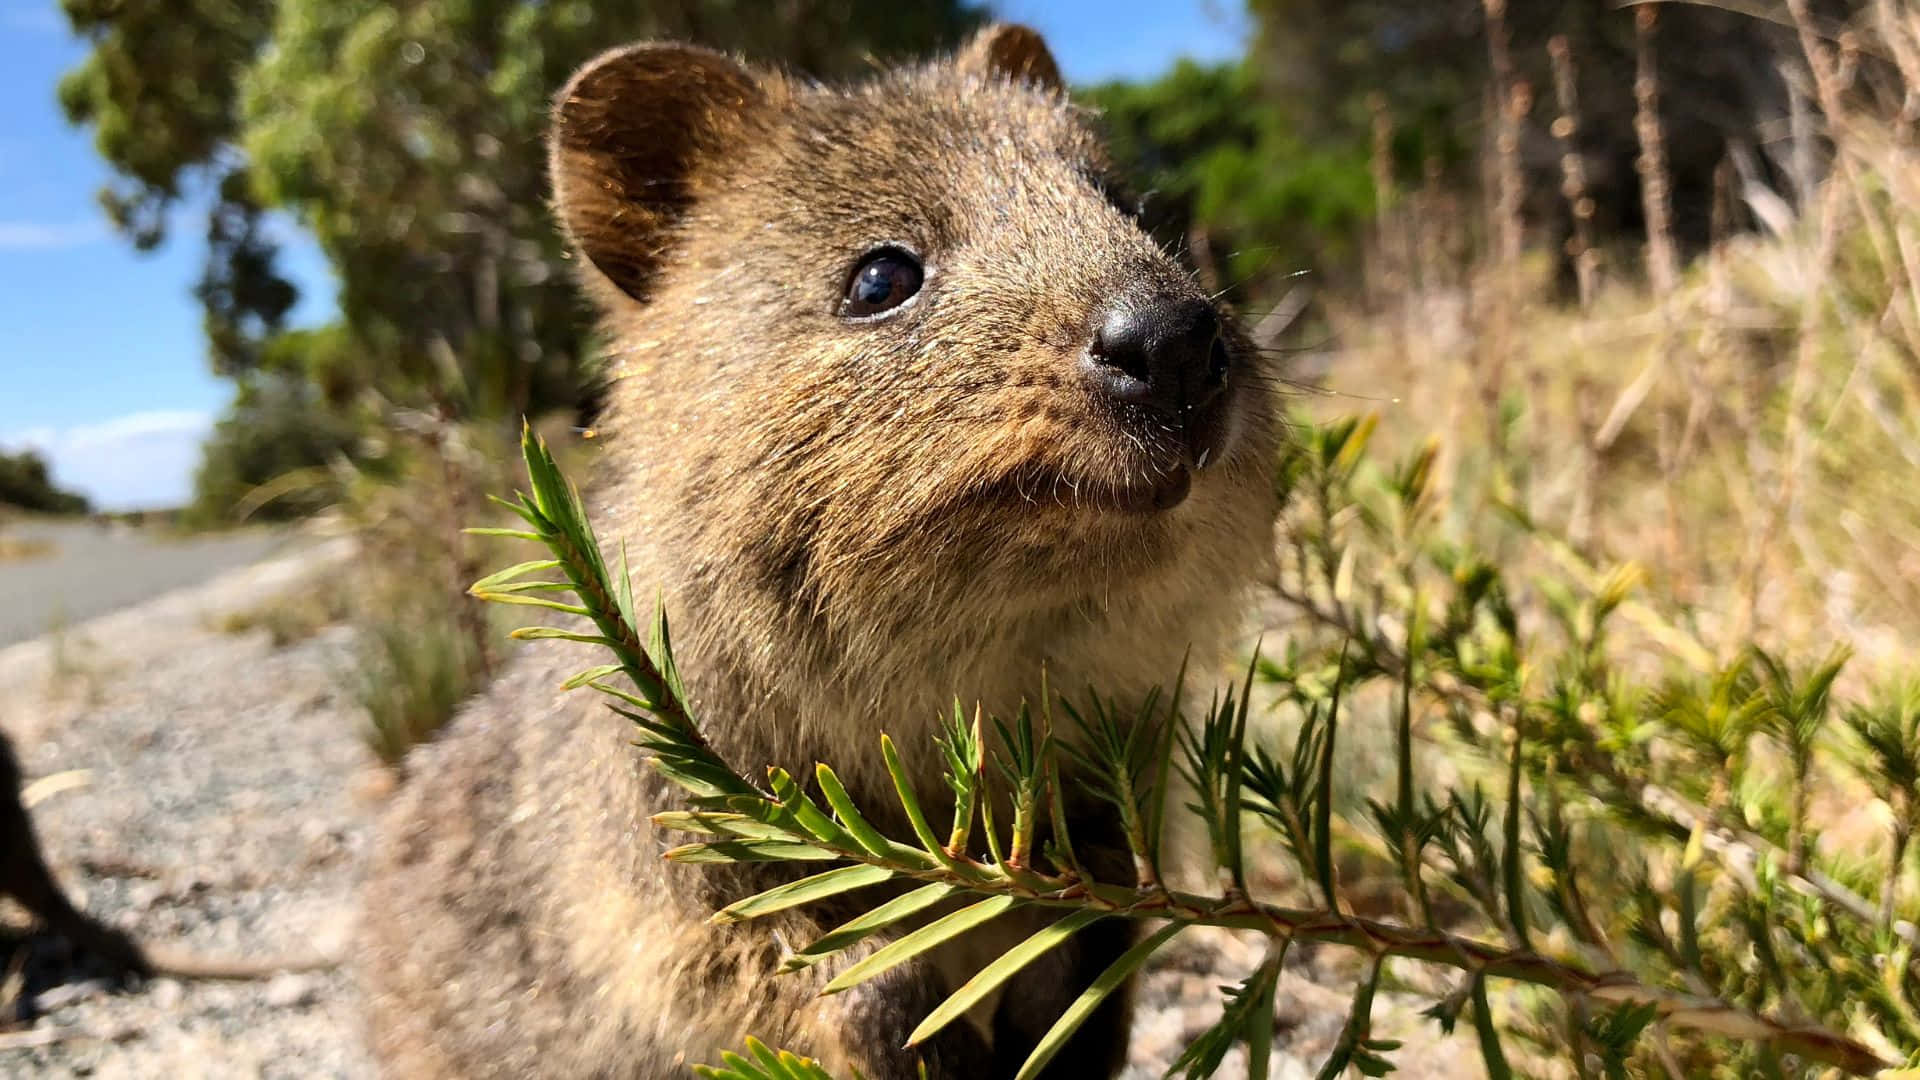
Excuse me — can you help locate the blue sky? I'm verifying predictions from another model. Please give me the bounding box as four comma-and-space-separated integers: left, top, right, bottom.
0, 0, 1244, 510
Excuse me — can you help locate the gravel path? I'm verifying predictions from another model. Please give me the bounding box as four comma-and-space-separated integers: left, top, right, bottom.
0, 538, 1471, 1078
1, 538, 377, 1079
1122, 927, 1469, 1080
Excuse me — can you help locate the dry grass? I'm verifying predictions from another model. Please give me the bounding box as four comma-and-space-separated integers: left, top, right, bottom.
1303, 0, 1920, 689
334, 414, 585, 770
211, 586, 353, 647
0, 535, 54, 564
43, 614, 113, 708
1234, 16, 1920, 1014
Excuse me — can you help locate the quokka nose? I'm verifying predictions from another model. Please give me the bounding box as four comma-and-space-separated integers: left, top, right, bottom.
1081, 295, 1230, 418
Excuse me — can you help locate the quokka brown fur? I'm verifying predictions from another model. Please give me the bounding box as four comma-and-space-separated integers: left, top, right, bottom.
360, 23, 1279, 1079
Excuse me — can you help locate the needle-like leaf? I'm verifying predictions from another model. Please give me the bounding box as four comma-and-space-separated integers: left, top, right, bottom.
1015, 924, 1186, 1080
821, 896, 1019, 995
711, 864, 895, 925
780, 883, 960, 973
906, 911, 1105, 1046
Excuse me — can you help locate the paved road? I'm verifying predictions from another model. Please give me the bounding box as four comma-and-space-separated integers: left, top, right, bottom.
0, 520, 297, 647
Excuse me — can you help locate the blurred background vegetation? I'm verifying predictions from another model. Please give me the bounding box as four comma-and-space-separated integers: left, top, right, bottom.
0, 449, 89, 516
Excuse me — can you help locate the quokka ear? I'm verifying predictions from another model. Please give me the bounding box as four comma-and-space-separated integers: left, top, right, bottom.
549, 43, 766, 302
955, 22, 1063, 93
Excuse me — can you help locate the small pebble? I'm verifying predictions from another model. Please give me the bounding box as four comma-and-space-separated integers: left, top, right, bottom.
148, 979, 184, 1011
264, 973, 319, 1010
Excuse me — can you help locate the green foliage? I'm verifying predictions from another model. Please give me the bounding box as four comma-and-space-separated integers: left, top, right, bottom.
60, 0, 297, 379
59, 0, 276, 250
195, 168, 301, 378
1266, 411, 1920, 1075
1168, 944, 1285, 1080
692, 1038, 839, 1080
1243, 0, 1803, 254
356, 611, 487, 769
185, 372, 379, 525
1079, 0, 1820, 309
62, 0, 982, 423
346, 421, 523, 767
479, 425, 1915, 1078
0, 449, 90, 515
1082, 60, 1375, 292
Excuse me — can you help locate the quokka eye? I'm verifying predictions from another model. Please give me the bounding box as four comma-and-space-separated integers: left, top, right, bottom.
841, 247, 924, 318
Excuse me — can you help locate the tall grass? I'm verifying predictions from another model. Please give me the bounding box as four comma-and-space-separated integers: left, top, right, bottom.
1238, 6, 1920, 1072
343, 417, 521, 769
210, 411, 550, 769
1322, 0, 1920, 679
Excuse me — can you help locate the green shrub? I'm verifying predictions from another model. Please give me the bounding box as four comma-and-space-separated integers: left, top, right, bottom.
186, 373, 381, 526
355, 611, 489, 770
339, 420, 540, 768
0, 449, 89, 515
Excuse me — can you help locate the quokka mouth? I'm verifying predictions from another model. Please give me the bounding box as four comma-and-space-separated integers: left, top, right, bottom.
983, 462, 1195, 515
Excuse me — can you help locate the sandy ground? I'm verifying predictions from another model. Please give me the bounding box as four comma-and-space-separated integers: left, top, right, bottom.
0, 537, 1470, 1078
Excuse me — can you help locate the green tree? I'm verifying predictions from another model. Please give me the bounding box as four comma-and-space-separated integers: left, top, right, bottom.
1084, 60, 1375, 297
59, 0, 276, 252
0, 450, 91, 516
1087, 1, 1850, 301
63, 0, 983, 423
1243, 0, 1838, 254
62, 0, 983, 520
60, 0, 293, 377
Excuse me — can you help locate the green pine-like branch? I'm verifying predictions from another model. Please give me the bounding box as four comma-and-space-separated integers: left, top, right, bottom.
473, 423, 1903, 1079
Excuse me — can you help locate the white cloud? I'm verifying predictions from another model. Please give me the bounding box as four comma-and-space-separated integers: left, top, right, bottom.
52, 410, 212, 451
5, 410, 214, 511
0, 221, 104, 251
